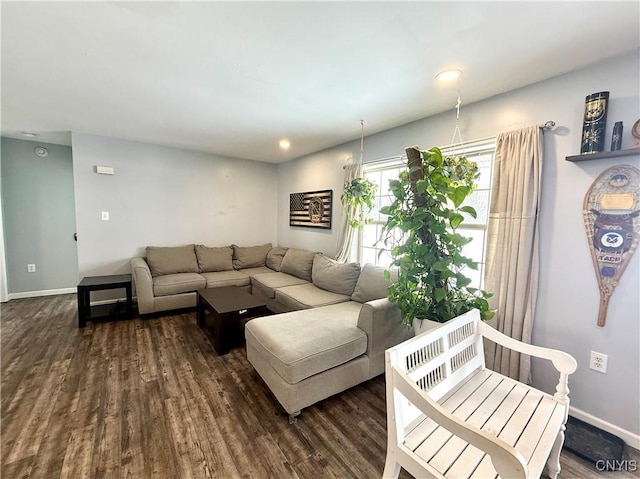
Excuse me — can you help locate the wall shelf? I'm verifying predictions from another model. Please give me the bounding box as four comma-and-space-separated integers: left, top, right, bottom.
566, 147, 640, 162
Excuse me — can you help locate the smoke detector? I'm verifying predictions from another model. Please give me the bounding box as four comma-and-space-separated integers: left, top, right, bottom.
34, 146, 49, 157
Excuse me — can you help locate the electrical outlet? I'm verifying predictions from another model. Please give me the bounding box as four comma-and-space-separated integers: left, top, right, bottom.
27, 263, 36, 273
590, 351, 608, 373
101, 211, 110, 221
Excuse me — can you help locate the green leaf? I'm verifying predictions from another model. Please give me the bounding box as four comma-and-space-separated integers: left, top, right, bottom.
460, 205, 477, 218
451, 185, 469, 207
450, 213, 464, 229
434, 288, 446, 302
456, 275, 472, 288
432, 261, 448, 272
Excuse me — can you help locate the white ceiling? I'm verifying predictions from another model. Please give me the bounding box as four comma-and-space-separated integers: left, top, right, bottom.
2, 1, 638, 163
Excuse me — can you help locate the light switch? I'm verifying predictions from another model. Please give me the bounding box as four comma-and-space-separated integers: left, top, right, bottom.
101, 211, 110, 221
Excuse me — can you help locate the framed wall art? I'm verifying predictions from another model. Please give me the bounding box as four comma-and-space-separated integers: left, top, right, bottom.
289, 190, 332, 229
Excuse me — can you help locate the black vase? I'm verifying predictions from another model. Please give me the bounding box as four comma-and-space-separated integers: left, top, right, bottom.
580, 91, 609, 154
611, 121, 623, 151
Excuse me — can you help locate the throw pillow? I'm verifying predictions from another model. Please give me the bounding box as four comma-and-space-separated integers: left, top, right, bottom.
232, 243, 272, 269
195, 245, 233, 272
312, 254, 361, 296
280, 248, 317, 281
146, 245, 199, 277
351, 263, 398, 302
266, 246, 288, 271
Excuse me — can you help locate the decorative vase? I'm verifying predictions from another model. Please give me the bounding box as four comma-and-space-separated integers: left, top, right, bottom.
580, 91, 609, 154
610, 121, 623, 151
413, 318, 443, 336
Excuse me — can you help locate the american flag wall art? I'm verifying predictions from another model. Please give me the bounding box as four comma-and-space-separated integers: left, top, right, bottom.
289, 190, 332, 229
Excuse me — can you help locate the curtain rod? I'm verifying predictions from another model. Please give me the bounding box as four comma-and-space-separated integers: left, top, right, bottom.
343, 123, 554, 169
343, 154, 403, 169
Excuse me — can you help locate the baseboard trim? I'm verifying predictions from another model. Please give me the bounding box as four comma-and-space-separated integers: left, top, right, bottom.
569, 406, 640, 450
8, 287, 76, 300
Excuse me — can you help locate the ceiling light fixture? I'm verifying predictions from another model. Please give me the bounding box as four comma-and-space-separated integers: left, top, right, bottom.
279, 139, 290, 150
21, 131, 37, 137
435, 69, 463, 82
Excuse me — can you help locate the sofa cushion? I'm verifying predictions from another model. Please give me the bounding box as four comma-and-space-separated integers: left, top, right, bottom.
239, 266, 274, 278
232, 243, 272, 269
266, 246, 288, 272
351, 264, 398, 303
146, 245, 199, 277
312, 255, 361, 296
152, 273, 206, 297
195, 245, 233, 272
251, 272, 309, 299
245, 301, 366, 384
200, 270, 251, 288
280, 248, 316, 282
275, 283, 351, 310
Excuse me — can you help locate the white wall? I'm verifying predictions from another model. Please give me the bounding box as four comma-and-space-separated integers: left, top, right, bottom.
0, 154, 8, 302
277, 146, 354, 254
1, 138, 78, 295
72, 133, 278, 277
277, 51, 640, 440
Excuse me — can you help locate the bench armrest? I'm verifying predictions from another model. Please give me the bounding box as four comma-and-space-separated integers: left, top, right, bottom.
478, 321, 577, 375
357, 298, 414, 377
391, 365, 528, 479
131, 257, 154, 314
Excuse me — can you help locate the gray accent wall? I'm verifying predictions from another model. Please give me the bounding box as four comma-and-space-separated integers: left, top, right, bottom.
277, 51, 640, 438
71, 134, 278, 278
1, 138, 78, 294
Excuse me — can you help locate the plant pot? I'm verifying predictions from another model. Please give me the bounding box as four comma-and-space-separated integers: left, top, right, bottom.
413, 318, 443, 336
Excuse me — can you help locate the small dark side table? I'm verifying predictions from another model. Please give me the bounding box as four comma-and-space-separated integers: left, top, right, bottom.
77, 274, 134, 328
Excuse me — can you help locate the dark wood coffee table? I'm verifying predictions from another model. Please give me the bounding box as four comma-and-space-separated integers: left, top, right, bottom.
197, 286, 269, 355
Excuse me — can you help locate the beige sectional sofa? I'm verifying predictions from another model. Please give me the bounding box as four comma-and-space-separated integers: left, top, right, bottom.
131, 243, 413, 420
132, 243, 278, 315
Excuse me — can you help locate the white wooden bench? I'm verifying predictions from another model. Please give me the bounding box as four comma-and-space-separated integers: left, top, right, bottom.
383, 310, 577, 479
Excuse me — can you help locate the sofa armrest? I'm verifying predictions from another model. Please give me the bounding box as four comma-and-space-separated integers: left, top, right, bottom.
131, 257, 154, 314
357, 298, 414, 377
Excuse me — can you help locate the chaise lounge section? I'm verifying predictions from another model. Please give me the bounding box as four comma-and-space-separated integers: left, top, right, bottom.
245, 262, 414, 421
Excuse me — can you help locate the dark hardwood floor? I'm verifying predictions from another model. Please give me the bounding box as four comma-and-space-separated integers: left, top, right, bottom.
1, 294, 638, 478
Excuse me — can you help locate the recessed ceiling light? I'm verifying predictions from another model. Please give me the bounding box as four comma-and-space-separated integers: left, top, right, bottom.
435, 69, 463, 82
21, 131, 37, 137
279, 139, 291, 150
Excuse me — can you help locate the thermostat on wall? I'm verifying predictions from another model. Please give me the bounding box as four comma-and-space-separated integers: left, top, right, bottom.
95, 165, 115, 175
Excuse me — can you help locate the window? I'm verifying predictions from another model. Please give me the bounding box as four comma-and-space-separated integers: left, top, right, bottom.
356, 139, 495, 289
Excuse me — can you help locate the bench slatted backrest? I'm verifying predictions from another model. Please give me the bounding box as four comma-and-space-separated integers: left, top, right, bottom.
388, 309, 485, 430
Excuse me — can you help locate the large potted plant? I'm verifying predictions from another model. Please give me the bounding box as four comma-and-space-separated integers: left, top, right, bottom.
380, 146, 495, 329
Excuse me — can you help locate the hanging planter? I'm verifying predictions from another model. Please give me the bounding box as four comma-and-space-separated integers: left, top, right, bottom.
340, 120, 377, 231
340, 177, 377, 230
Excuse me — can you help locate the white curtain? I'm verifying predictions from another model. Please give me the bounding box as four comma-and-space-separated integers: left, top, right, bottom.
484, 125, 542, 384
335, 163, 362, 262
